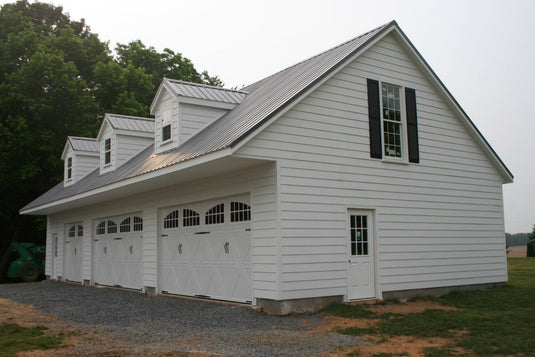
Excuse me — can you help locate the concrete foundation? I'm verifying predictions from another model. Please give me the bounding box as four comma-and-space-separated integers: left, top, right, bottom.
257, 295, 343, 315
382, 282, 505, 301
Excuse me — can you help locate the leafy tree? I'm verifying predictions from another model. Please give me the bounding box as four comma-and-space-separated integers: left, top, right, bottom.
0, 1, 224, 261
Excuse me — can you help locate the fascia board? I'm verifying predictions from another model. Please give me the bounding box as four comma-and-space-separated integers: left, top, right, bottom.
175, 96, 237, 110
389, 27, 514, 183
114, 129, 154, 138
20, 148, 233, 215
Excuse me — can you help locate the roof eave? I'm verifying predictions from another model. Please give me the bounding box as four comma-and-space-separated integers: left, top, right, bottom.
20, 147, 233, 215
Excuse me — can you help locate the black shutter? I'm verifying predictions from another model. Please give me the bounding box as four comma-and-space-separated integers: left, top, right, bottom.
405, 87, 419, 163
367, 79, 382, 159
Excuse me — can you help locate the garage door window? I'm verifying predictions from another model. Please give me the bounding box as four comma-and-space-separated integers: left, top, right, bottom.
231, 202, 251, 222
164, 210, 179, 229
133, 216, 143, 231
96, 221, 106, 235
107, 220, 117, 234
120, 218, 131, 232
68, 225, 76, 237
205, 203, 224, 225
183, 209, 200, 227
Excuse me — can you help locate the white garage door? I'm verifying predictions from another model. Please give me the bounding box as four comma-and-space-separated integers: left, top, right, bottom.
93, 214, 143, 289
64, 223, 83, 282
159, 196, 251, 303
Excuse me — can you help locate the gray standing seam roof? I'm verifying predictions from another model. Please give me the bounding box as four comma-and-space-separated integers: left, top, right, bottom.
22, 21, 396, 212
165, 79, 247, 104
106, 114, 155, 133
68, 137, 99, 152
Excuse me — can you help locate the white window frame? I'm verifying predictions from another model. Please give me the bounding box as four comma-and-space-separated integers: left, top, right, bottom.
104, 138, 111, 166
66, 157, 72, 180
379, 81, 408, 163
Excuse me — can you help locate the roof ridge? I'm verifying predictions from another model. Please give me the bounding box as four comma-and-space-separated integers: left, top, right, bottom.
68, 136, 97, 141
164, 78, 248, 94
106, 113, 154, 121
243, 21, 394, 91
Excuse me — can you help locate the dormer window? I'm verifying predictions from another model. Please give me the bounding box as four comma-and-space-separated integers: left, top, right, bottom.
162, 124, 171, 142
104, 138, 111, 165
66, 157, 72, 180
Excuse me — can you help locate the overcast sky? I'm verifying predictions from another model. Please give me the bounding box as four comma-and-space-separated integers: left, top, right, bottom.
4, 0, 534, 233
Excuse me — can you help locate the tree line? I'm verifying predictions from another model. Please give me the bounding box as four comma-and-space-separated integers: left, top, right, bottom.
0, 0, 222, 256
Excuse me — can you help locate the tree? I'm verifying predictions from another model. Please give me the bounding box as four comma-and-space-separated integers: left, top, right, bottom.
0, 1, 224, 261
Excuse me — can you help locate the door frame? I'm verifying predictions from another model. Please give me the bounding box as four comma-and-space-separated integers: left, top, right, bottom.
52, 233, 58, 279
346, 208, 379, 301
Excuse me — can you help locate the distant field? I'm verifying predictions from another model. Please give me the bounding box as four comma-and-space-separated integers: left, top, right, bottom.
508, 245, 527, 257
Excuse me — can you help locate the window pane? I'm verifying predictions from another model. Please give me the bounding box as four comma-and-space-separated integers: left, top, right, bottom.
133, 216, 143, 231
164, 210, 179, 229
120, 218, 131, 232
205, 203, 224, 225
68, 226, 76, 237
183, 209, 200, 227
96, 221, 106, 235
107, 220, 117, 234
162, 124, 171, 141
77, 225, 83, 237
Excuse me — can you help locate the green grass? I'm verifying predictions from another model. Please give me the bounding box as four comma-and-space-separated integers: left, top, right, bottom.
0, 323, 63, 357
326, 258, 535, 356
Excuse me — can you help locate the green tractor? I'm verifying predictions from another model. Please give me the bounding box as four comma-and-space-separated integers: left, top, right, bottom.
1, 242, 46, 282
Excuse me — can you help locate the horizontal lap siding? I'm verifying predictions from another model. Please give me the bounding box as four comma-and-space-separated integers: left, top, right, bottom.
237, 33, 506, 299
180, 103, 228, 143
116, 135, 153, 168
46, 162, 278, 299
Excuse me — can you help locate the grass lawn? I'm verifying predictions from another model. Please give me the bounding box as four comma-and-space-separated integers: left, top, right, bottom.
323, 258, 535, 357
0, 323, 64, 357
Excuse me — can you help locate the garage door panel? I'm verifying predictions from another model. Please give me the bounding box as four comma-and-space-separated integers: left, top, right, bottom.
93, 215, 143, 289
159, 197, 252, 303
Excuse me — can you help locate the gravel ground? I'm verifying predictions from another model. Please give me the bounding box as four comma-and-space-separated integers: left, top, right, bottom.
0, 280, 361, 356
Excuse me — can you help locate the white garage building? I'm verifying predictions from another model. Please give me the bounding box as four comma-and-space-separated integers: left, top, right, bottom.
21, 22, 512, 314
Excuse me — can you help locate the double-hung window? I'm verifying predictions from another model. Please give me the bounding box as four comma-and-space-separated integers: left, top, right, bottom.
66, 157, 72, 180
381, 83, 403, 159
104, 138, 111, 165
367, 78, 419, 163
162, 124, 171, 142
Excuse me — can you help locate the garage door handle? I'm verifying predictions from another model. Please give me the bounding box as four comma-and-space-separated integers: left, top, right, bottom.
245, 228, 251, 232
195, 231, 210, 235
161, 234, 168, 237
113, 237, 123, 240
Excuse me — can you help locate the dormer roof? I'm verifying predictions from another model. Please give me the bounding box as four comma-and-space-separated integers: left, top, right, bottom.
96, 113, 154, 140
150, 79, 247, 114
61, 136, 99, 159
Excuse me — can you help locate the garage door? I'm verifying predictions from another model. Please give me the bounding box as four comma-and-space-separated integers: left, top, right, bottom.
64, 223, 83, 282
159, 196, 251, 303
93, 214, 143, 289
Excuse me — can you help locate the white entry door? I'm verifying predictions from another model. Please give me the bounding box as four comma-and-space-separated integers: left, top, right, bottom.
159, 196, 252, 303
348, 210, 376, 300
64, 223, 83, 282
93, 214, 143, 289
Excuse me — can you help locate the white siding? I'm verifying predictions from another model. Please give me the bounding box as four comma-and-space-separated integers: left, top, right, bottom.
237, 33, 507, 300
75, 154, 99, 182
115, 134, 153, 168
179, 103, 228, 143
46, 162, 278, 299
154, 90, 179, 154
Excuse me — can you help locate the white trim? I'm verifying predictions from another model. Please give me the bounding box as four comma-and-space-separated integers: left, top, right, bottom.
20, 148, 233, 215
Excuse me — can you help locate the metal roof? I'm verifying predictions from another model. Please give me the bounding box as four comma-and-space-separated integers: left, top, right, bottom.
68, 137, 99, 152
20, 21, 413, 212
165, 79, 247, 104
106, 114, 154, 133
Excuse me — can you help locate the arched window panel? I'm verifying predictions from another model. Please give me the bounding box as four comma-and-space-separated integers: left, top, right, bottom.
183, 209, 200, 227
96, 221, 106, 235
68, 225, 76, 237
205, 203, 224, 225
133, 216, 143, 231
120, 218, 131, 232
231, 202, 251, 222
77, 225, 83, 237
164, 210, 179, 229
107, 220, 117, 234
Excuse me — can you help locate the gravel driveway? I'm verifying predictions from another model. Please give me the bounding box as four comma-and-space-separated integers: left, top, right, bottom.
0, 280, 360, 356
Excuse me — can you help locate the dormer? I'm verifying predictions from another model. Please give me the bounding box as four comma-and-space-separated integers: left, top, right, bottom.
150, 79, 247, 154
61, 137, 99, 187
96, 114, 154, 175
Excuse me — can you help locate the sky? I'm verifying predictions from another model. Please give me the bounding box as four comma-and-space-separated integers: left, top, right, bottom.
3, 0, 534, 233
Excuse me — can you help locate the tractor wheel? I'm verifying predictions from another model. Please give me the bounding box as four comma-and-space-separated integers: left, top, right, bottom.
19, 264, 40, 282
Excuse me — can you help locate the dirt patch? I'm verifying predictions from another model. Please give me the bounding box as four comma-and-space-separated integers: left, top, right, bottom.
508, 245, 527, 257
319, 300, 464, 357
